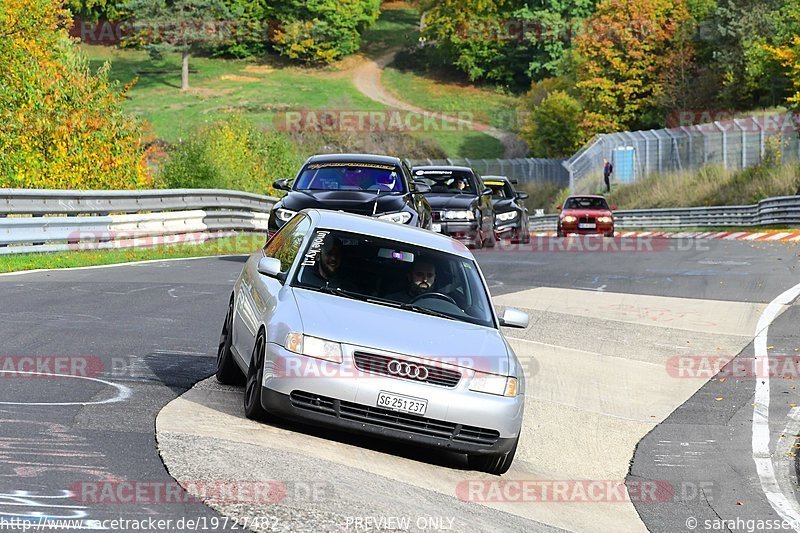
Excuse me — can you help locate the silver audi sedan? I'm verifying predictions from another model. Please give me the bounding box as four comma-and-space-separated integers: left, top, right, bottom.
217, 209, 529, 475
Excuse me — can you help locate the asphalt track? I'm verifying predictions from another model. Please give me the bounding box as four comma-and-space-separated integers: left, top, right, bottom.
0, 237, 799, 532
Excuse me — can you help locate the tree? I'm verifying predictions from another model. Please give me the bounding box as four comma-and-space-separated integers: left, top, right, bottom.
519, 90, 584, 157
764, 3, 800, 110
272, 0, 381, 64
0, 0, 150, 189
416, 0, 593, 88
118, 0, 232, 90
573, 0, 693, 133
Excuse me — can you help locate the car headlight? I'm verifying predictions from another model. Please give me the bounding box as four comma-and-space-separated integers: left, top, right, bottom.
377, 212, 413, 224
285, 332, 343, 363
597, 216, 613, 224
469, 371, 518, 397
496, 211, 518, 222
275, 208, 297, 222
562, 215, 577, 223
443, 210, 475, 221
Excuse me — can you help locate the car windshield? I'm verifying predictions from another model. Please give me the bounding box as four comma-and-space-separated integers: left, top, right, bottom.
293, 162, 405, 192
292, 229, 495, 327
484, 180, 513, 199
413, 170, 476, 195
564, 197, 609, 210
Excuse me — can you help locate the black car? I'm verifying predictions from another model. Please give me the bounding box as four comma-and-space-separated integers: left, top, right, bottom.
268, 154, 432, 236
483, 176, 531, 244
411, 166, 495, 248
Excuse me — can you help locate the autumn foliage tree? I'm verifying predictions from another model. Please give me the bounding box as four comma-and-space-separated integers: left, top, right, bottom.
573, 0, 692, 134
0, 0, 150, 189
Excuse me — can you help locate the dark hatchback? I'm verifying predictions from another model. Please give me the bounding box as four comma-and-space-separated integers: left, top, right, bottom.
268, 154, 433, 236
483, 176, 531, 244
411, 166, 495, 248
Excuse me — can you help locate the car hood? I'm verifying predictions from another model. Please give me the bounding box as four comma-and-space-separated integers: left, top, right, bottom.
281, 190, 406, 216
424, 193, 476, 210
561, 208, 613, 217
291, 289, 510, 374
493, 199, 516, 212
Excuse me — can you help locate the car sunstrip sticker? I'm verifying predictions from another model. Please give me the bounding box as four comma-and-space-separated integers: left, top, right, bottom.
301, 230, 329, 267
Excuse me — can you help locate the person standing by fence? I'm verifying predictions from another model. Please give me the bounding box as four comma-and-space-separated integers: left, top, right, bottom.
603, 158, 613, 193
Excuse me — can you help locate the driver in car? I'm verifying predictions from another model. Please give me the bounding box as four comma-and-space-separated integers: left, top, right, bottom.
385, 259, 438, 303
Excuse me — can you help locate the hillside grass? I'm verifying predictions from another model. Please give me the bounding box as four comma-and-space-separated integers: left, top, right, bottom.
83, 43, 503, 158
606, 162, 800, 209
0, 233, 265, 274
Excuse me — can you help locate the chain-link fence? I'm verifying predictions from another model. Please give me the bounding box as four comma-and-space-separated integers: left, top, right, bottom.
563, 113, 800, 195
406, 157, 569, 186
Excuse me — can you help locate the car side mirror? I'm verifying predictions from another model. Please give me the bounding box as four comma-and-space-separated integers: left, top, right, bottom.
610, 205, 617, 211
482, 187, 492, 196
273, 179, 291, 192
516, 192, 529, 200
257, 256, 284, 281
499, 307, 529, 329
556, 205, 562, 211
413, 181, 431, 194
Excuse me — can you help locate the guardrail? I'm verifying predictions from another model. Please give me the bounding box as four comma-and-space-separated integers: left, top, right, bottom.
0, 189, 277, 255
529, 195, 800, 231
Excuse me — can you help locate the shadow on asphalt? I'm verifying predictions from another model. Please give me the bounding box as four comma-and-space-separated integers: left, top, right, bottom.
186, 380, 474, 472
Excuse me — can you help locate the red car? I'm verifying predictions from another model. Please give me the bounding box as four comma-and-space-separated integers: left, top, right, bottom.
556, 195, 616, 237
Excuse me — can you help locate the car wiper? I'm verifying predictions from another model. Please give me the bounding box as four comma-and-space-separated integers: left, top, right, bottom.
399, 303, 455, 321
314, 286, 367, 301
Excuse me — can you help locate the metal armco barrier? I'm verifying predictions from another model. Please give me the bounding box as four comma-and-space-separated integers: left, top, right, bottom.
529, 195, 800, 231
0, 189, 277, 254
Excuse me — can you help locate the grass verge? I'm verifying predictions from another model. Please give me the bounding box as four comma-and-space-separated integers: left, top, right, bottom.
0, 233, 266, 274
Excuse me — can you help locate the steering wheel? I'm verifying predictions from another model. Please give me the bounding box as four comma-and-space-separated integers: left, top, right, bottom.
409, 292, 457, 306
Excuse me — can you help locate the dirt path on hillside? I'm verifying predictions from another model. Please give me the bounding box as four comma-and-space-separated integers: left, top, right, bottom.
351, 50, 527, 158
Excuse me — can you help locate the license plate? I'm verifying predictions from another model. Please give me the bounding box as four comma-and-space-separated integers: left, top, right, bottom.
377, 391, 428, 415
578, 223, 596, 229
431, 223, 442, 233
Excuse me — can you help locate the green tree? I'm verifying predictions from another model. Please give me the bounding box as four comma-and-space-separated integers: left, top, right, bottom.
574, 0, 693, 134
118, 0, 232, 90
519, 90, 583, 157
0, 0, 149, 188
272, 0, 381, 64
417, 0, 593, 88
765, 2, 800, 110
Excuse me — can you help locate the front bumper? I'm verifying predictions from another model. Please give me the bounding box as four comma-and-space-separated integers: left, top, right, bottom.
559, 224, 614, 236
261, 342, 523, 455
433, 221, 481, 244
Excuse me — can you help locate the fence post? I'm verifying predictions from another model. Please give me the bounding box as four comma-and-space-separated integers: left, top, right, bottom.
713, 122, 727, 169
733, 119, 746, 169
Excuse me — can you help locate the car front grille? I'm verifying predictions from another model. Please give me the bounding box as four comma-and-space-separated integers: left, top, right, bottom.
353, 352, 461, 388
579, 216, 596, 224
289, 391, 500, 446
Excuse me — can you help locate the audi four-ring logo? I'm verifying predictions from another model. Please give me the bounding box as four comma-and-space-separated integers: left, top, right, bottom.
387, 360, 429, 380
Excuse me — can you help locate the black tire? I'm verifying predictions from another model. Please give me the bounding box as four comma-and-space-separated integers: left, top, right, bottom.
521, 229, 531, 244
244, 333, 269, 420
216, 298, 244, 385
556, 226, 564, 238
467, 436, 519, 476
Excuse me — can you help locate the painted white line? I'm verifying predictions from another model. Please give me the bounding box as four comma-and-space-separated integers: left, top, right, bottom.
753, 281, 800, 531
744, 233, 768, 241
706, 232, 729, 239
0, 371, 132, 406
790, 235, 800, 242
0, 254, 246, 278
695, 232, 714, 238
724, 232, 748, 240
